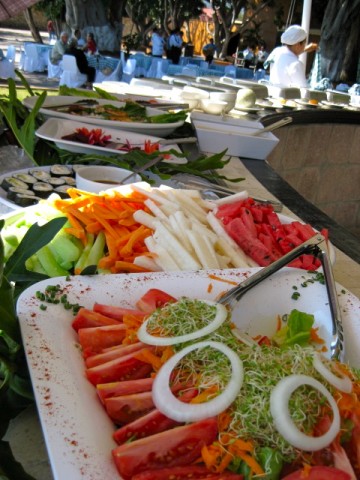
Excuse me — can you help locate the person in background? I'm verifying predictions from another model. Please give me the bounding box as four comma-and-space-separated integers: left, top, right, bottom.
167, 28, 183, 64
242, 44, 255, 68
202, 38, 216, 64
83, 32, 97, 55
66, 37, 96, 88
47, 20, 56, 42
268, 25, 318, 88
150, 27, 165, 57
74, 29, 85, 47
50, 31, 68, 65
255, 41, 269, 70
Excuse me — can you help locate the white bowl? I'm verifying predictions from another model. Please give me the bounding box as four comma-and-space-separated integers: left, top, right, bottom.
76, 166, 141, 194
179, 92, 201, 110
183, 85, 209, 99
209, 91, 237, 113
199, 99, 228, 115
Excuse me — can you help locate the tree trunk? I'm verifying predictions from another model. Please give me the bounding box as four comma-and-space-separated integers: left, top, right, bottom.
320, 0, 360, 83
64, 0, 123, 52
23, 8, 43, 43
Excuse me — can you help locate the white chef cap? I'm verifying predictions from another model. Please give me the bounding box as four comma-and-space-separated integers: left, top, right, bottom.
281, 25, 307, 45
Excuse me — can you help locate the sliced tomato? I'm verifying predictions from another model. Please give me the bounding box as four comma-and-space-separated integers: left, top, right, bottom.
97, 377, 154, 405
86, 349, 153, 386
112, 388, 198, 444
136, 289, 177, 313
131, 465, 244, 479
113, 408, 181, 444
281, 466, 352, 480
105, 391, 154, 424
72, 308, 121, 332
112, 418, 218, 479
93, 303, 147, 320
78, 324, 127, 357
85, 342, 145, 368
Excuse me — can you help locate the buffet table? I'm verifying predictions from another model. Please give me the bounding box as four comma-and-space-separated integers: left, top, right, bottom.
2, 152, 360, 480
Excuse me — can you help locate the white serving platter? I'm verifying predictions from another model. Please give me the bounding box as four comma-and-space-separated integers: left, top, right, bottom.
35, 118, 186, 164
23, 96, 185, 137
16, 268, 360, 480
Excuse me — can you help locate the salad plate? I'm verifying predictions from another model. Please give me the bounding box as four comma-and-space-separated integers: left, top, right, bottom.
36, 118, 187, 165
295, 99, 320, 108
22, 96, 185, 137
16, 268, 360, 480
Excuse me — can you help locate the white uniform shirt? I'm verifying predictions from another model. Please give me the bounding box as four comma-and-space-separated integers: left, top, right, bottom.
151, 32, 165, 56
269, 46, 307, 87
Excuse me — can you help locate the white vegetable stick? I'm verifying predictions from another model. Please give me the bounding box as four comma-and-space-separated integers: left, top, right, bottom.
153, 221, 201, 270
133, 210, 157, 229
167, 191, 208, 224
192, 222, 218, 243
186, 230, 220, 269
144, 236, 179, 271
170, 190, 208, 216
213, 190, 249, 207
133, 255, 162, 272
207, 212, 252, 267
144, 199, 171, 224
158, 202, 180, 217
169, 214, 194, 252
216, 253, 231, 269
132, 184, 175, 207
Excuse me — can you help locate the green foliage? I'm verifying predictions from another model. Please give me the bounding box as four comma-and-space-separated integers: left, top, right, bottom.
0, 218, 66, 479
0, 75, 46, 165
35, 0, 65, 20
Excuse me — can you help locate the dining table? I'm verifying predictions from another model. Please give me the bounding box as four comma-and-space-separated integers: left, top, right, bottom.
86, 53, 119, 71
20, 42, 52, 70
1, 134, 360, 479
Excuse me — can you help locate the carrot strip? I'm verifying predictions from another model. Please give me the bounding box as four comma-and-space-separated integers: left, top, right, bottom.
229, 450, 264, 475
134, 348, 162, 371
112, 261, 150, 273
190, 385, 218, 404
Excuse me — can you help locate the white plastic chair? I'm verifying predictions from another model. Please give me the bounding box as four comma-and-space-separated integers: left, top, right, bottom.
176, 66, 199, 77
95, 59, 122, 83
6, 45, 16, 63
146, 58, 171, 79
22, 43, 47, 72
0, 52, 15, 79
59, 55, 87, 88
121, 58, 136, 83
47, 50, 63, 79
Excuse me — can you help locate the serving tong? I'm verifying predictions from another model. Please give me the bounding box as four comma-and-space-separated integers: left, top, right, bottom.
219, 234, 344, 361
172, 175, 283, 212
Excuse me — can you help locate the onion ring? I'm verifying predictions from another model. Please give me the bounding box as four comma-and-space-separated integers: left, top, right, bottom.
313, 352, 352, 393
270, 374, 340, 451
138, 300, 228, 346
152, 341, 243, 422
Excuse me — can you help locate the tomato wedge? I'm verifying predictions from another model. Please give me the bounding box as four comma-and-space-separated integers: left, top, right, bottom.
281, 466, 352, 480
112, 418, 218, 479
136, 289, 177, 313
131, 465, 244, 479
72, 308, 121, 331
97, 377, 154, 405
78, 324, 127, 357
93, 303, 147, 320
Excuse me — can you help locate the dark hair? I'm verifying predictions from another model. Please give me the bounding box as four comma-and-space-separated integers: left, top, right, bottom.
74, 29, 81, 36
88, 32, 94, 40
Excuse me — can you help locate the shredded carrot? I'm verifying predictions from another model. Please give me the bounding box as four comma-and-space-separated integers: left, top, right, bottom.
208, 274, 238, 285
50, 188, 154, 272
207, 282, 213, 293
134, 348, 163, 371
230, 450, 264, 475
310, 327, 325, 344
111, 261, 151, 273
276, 314, 282, 331
190, 385, 218, 404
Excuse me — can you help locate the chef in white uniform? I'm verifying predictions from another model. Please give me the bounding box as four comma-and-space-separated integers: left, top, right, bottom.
268, 25, 317, 88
